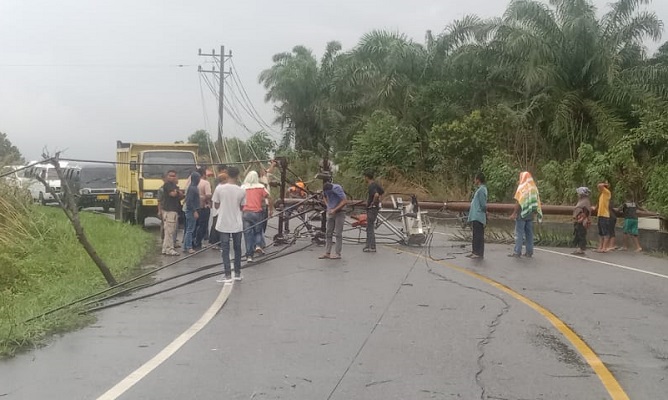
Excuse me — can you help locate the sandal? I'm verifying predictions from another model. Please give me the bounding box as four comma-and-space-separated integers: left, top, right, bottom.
330, 255, 342, 260
318, 254, 331, 259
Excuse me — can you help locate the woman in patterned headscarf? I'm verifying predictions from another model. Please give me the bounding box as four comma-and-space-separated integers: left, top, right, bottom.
509, 171, 543, 258
572, 187, 592, 255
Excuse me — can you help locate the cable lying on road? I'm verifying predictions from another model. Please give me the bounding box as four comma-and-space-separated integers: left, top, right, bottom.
84, 239, 313, 313
23, 195, 319, 323
23, 244, 220, 323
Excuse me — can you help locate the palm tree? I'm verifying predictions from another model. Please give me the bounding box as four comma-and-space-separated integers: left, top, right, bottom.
259, 43, 343, 154
484, 0, 665, 159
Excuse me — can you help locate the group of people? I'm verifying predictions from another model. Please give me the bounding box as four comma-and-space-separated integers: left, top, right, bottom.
158, 163, 276, 283
466, 171, 643, 259
160, 161, 645, 280
156, 160, 387, 283
572, 183, 642, 256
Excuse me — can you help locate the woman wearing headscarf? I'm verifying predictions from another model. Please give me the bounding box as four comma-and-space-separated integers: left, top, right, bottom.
572, 187, 592, 255
242, 171, 269, 262
183, 171, 201, 254
509, 171, 543, 258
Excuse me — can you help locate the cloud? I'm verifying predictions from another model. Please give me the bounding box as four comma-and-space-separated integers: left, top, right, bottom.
0, 0, 666, 161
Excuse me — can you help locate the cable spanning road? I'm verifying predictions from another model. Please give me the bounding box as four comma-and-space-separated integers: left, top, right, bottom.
1, 224, 667, 400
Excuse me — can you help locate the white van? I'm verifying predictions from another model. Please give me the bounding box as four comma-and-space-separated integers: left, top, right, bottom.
23, 161, 68, 205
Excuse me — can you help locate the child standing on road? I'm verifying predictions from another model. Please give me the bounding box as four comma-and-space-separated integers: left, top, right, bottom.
363, 170, 384, 253
607, 199, 618, 251
572, 187, 592, 256
621, 196, 643, 252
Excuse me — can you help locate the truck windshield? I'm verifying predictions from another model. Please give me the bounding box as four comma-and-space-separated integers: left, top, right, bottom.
80, 167, 116, 188
142, 152, 196, 179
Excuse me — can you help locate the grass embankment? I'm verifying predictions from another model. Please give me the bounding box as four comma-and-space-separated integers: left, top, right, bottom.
0, 205, 153, 358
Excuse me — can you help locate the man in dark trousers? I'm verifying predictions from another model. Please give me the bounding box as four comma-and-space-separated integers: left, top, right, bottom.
467, 172, 488, 259
363, 170, 384, 253
209, 164, 228, 248
213, 167, 246, 283
319, 181, 347, 260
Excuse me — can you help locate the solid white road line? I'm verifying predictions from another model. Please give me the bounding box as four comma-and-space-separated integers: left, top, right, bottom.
536, 248, 668, 280
96, 283, 234, 400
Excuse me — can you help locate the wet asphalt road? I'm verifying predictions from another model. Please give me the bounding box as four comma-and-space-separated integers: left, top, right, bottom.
1, 222, 667, 400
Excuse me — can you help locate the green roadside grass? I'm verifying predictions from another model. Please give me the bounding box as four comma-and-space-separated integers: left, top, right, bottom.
0, 207, 153, 358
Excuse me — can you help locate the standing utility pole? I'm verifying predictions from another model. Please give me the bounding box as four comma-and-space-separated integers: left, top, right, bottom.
198, 46, 232, 145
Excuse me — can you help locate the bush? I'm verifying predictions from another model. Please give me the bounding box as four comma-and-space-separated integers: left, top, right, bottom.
646, 165, 668, 217
429, 110, 498, 185
347, 110, 419, 174
481, 152, 519, 202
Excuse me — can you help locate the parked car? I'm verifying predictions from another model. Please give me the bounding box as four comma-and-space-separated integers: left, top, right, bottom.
64, 164, 118, 212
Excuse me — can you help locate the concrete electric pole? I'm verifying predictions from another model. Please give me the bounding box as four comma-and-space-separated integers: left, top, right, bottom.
198, 46, 232, 145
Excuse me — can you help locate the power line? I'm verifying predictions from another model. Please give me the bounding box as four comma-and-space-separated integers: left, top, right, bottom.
0, 63, 193, 68
199, 53, 266, 162
198, 46, 232, 145
58, 158, 271, 166
197, 74, 217, 164
0, 158, 54, 179
229, 59, 283, 138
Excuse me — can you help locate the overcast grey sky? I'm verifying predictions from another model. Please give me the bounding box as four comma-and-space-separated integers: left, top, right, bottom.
1, 0, 666, 161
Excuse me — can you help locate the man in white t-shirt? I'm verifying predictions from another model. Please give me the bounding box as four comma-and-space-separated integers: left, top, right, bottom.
213, 166, 246, 283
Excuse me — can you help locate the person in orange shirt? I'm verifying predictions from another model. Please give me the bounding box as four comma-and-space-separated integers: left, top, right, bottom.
284, 180, 307, 233
242, 171, 270, 262
595, 182, 612, 253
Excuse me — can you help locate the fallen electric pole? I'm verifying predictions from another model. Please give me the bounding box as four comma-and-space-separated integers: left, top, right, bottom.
276, 198, 660, 218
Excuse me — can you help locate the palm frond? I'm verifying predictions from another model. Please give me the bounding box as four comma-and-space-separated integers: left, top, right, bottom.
504, 0, 563, 43
601, 0, 653, 36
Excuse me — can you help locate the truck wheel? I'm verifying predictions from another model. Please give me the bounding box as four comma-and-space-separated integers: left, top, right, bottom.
114, 196, 122, 220
120, 195, 132, 223
134, 202, 144, 227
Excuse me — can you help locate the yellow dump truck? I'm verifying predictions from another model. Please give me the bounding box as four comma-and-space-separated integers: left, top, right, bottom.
115, 141, 198, 225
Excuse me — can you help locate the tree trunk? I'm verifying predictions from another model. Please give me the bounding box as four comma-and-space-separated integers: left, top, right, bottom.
38, 154, 118, 287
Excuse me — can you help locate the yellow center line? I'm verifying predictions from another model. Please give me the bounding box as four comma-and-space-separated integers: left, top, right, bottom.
389, 246, 630, 400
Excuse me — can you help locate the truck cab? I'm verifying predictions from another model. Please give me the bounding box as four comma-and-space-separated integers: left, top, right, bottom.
115, 142, 198, 226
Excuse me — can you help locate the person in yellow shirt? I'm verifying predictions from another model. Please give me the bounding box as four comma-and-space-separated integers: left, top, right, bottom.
595, 182, 612, 253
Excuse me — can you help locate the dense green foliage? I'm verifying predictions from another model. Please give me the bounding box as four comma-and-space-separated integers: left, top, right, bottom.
260, 0, 668, 211
0, 132, 23, 165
